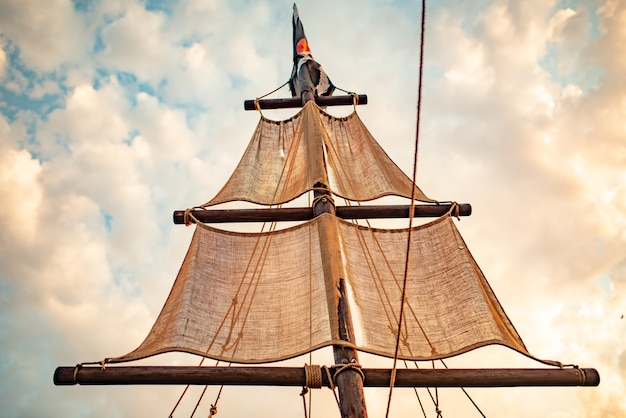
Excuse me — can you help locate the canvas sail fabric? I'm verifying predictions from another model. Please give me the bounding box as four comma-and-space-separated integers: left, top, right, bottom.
205, 101, 434, 206
108, 213, 528, 364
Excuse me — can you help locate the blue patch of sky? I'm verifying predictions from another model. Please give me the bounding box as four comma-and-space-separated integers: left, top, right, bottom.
47, 132, 73, 160
145, 0, 178, 15
540, 1, 605, 93
180, 33, 211, 49
112, 70, 163, 106
123, 128, 140, 146
94, 68, 161, 104
92, 26, 107, 54
110, 267, 141, 297
100, 209, 114, 232
228, 74, 248, 91
72, 0, 95, 13
0, 37, 66, 122
552, 0, 602, 39
92, 68, 112, 90
0, 282, 12, 303
587, 7, 601, 39
541, 56, 606, 94
0, 310, 12, 374
596, 274, 611, 296
428, 0, 493, 32
424, 64, 446, 83
7, 117, 45, 162
0, 87, 64, 123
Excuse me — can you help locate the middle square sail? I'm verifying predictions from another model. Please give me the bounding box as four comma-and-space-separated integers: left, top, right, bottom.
107, 213, 528, 364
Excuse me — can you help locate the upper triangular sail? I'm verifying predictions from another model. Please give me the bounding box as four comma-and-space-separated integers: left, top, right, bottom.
206, 102, 434, 206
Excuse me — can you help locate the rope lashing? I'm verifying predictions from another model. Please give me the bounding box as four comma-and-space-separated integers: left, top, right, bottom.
302, 363, 364, 390
571, 365, 585, 385
451, 201, 460, 220
332, 363, 365, 384
323, 366, 336, 391
304, 364, 324, 388
72, 364, 82, 385
352, 92, 358, 111
71, 359, 107, 385
184, 208, 195, 226
254, 98, 263, 117
311, 193, 334, 209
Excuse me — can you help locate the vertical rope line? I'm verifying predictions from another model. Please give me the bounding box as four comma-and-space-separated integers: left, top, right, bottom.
207, 385, 224, 417
386, 1, 427, 416
307, 191, 314, 418
433, 360, 443, 417
403, 360, 428, 418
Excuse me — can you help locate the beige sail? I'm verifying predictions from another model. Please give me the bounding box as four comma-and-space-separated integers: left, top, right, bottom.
108, 213, 528, 364
205, 101, 434, 206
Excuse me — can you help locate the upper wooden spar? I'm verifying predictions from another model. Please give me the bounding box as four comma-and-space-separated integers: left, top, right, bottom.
244, 94, 367, 110
173, 203, 471, 224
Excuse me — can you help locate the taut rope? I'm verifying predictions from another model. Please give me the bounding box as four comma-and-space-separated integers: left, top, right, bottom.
386, 0, 427, 416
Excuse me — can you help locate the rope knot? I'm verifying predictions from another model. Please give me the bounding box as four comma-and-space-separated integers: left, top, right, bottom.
183, 208, 194, 226
332, 362, 365, 384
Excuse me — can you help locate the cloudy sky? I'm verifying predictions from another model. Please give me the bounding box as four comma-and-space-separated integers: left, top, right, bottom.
1, 0, 625, 416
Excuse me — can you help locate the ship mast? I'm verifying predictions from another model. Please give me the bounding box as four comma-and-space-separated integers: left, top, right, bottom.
312, 181, 368, 417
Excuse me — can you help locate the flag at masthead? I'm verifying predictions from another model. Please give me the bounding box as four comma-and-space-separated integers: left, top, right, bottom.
289, 4, 335, 104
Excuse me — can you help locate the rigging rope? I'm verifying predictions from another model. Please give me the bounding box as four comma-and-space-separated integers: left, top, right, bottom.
439, 359, 487, 417
386, 0, 427, 417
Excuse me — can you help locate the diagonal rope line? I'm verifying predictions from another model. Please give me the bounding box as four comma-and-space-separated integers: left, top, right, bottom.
439, 359, 486, 417
386, 0, 427, 416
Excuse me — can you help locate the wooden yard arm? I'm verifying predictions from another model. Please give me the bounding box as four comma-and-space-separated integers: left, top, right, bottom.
55, 366, 599, 388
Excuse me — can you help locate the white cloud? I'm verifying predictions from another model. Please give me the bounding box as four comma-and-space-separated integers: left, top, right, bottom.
0, 0, 90, 72
97, 4, 179, 83
0, 136, 42, 243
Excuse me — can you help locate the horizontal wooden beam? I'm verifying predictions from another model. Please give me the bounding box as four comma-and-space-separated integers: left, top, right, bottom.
173, 203, 471, 224
244, 94, 368, 110
55, 366, 599, 388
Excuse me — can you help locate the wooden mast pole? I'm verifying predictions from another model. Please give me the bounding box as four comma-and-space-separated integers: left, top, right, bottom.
313, 183, 368, 418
